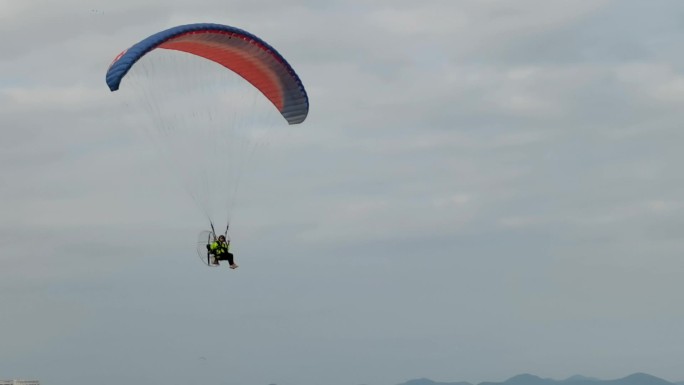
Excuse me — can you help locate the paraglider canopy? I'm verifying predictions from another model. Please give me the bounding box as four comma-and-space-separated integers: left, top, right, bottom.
106, 23, 309, 124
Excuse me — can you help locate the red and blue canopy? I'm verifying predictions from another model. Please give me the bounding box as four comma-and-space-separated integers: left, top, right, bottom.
106, 23, 309, 124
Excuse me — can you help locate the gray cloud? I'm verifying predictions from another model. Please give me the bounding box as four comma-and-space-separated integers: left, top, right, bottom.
2, 1, 684, 385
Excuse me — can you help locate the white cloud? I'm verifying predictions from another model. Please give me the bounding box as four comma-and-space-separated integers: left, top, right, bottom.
2, 85, 105, 109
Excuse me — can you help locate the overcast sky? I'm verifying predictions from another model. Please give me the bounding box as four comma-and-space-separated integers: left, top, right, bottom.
2, 1, 684, 385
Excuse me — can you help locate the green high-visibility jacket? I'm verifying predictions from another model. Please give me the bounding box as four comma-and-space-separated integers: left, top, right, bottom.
210, 241, 230, 254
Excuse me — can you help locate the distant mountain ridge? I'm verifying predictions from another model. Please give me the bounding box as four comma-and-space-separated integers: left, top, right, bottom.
397, 373, 680, 385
